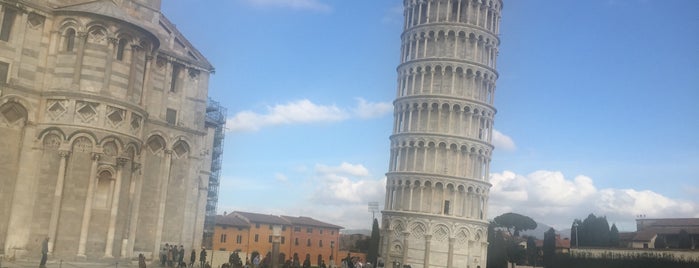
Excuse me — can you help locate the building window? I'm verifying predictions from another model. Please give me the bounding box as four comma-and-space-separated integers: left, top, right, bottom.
307, 239, 311, 247
64, 28, 76, 52
236, 235, 242, 244
116, 38, 128, 61
294, 227, 300, 232
295, 238, 298, 246
282, 226, 286, 231
331, 231, 334, 235
307, 228, 312, 233
281, 237, 285, 244
0, 7, 17, 42
319, 240, 323, 248
165, 108, 177, 125
320, 229, 323, 234
220, 234, 227, 243
269, 225, 273, 230
268, 235, 272, 243
444, 200, 451, 215
255, 223, 260, 228
254, 234, 259, 242
170, 63, 181, 92
0, 61, 9, 84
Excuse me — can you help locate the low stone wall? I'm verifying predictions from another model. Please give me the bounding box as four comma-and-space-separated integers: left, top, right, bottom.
571, 248, 699, 262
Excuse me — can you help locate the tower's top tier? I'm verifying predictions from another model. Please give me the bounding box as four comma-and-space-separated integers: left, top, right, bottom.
403, 0, 503, 35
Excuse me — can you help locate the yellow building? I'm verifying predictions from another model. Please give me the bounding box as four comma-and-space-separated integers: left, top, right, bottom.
214, 211, 342, 266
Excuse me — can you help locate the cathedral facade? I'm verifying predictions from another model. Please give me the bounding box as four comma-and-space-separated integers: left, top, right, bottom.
380, 0, 502, 267
0, 0, 218, 260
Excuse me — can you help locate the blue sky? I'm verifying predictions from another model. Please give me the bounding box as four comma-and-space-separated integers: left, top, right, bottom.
162, 0, 699, 231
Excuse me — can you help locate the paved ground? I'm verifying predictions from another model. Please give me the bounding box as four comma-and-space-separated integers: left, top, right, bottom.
0, 259, 141, 268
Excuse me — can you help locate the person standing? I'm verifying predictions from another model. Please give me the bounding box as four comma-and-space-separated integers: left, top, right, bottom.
190, 250, 196, 267
139, 253, 147, 268
199, 248, 207, 268
40, 237, 49, 268
178, 245, 185, 268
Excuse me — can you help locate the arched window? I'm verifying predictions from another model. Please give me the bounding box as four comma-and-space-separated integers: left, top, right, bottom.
94, 170, 113, 209
65, 28, 76, 52
116, 38, 127, 61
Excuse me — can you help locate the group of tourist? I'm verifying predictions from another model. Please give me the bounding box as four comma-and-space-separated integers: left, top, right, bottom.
341, 254, 372, 268
160, 244, 209, 268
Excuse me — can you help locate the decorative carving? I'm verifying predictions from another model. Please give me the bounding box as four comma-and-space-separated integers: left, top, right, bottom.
130, 113, 142, 132
43, 134, 62, 150
27, 13, 45, 28
75, 101, 98, 123
87, 27, 107, 44
103, 141, 118, 156
106, 106, 125, 127
116, 157, 130, 166
58, 150, 71, 158
46, 99, 68, 120
91, 153, 101, 161
72, 137, 93, 153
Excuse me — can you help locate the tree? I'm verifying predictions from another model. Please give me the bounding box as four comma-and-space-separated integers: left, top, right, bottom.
654, 235, 667, 249
367, 218, 380, 266
609, 224, 620, 247
493, 212, 537, 236
570, 219, 582, 248
526, 236, 537, 266
487, 222, 507, 268
678, 229, 692, 249
573, 214, 612, 247
229, 251, 243, 268
542, 228, 556, 268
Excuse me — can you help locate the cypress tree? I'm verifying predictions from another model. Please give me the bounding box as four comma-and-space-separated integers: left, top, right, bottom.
543, 228, 556, 268
609, 224, 619, 247
367, 218, 380, 266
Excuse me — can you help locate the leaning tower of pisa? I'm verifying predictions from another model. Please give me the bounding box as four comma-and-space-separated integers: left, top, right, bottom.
380, 1, 502, 267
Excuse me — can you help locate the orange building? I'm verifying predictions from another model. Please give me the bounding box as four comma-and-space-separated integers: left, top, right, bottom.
213, 211, 342, 266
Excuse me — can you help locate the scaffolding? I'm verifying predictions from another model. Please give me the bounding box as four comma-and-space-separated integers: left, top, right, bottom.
203, 98, 226, 248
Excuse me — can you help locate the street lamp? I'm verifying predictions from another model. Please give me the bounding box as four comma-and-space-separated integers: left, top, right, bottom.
572, 222, 579, 248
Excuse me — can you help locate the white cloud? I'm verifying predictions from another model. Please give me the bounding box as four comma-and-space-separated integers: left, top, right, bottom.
316, 162, 370, 177
226, 99, 348, 132
489, 170, 699, 230
227, 98, 392, 132
353, 98, 393, 119
492, 129, 516, 151
241, 0, 332, 12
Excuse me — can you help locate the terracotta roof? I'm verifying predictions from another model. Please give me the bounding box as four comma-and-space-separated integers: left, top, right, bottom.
234, 211, 290, 226
215, 214, 250, 228
280, 215, 343, 230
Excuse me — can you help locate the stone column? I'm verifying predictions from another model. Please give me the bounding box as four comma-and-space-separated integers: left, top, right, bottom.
140, 53, 154, 105
77, 153, 101, 257
153, 150, 173, 254
105, 157, 129, 257
382, 227, 393, 268
447, 237, 455, 268
127, 44, 142, 101
48, 150, 70, 253
102, 37, 116, 93
401, 231, 410, 266
123, 162, 142, 257
72, 32, 87, 85
423, 234, 432, 268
